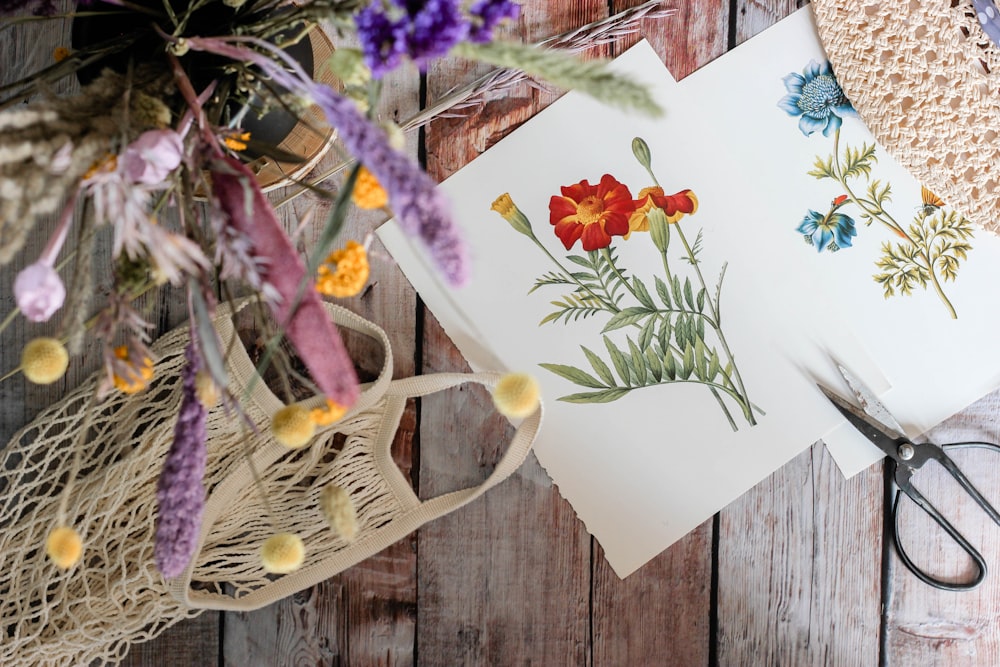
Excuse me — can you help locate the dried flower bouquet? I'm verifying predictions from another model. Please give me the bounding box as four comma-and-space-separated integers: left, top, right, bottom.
0, 0, 667, 580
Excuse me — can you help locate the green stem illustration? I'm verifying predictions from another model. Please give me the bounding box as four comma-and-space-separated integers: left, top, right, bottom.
829, 129, 959, 319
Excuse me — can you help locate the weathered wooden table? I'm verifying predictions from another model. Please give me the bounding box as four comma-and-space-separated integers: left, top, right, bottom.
6, 0, 1000, 664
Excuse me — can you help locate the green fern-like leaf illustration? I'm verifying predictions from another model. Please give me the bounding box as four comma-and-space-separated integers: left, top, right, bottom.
874, 241, 929, 297
841, 142, 877, 180
808, 154, 835, 179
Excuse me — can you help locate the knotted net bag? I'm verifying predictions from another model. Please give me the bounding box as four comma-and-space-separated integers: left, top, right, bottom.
0, 301, 540, 664
812, 0, 1000, 232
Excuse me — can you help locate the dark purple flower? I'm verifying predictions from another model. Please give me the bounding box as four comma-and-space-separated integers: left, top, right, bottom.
403, 0, 468, 67
154, 341, 208, 580
356, 0, 469, 77
355, 4, 408, 78
468, 0, 520, 42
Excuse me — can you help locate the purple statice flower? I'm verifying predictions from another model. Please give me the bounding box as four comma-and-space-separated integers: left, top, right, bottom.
15, 262, 65, 322
468, 0, 520, 43
356, 0, 469, 77
184, 37, 470, 286
154, 341, 208, 579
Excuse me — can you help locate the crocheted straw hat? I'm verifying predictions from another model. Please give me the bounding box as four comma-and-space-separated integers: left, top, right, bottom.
812, 1, 1000, 233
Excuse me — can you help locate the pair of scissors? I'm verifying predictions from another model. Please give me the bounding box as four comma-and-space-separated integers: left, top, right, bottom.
819, 366, 1000, 591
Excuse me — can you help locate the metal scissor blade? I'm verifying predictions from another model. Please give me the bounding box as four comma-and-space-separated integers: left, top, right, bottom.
817, 384, 906, 461
834, 364, 907, 436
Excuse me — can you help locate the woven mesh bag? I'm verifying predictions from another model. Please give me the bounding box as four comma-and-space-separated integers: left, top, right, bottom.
0, 300, 540, 665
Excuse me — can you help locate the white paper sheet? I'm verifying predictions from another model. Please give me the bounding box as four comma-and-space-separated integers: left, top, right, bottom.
378, 8, 1000, 576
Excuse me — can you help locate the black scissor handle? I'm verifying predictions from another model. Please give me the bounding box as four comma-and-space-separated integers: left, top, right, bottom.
891, 441, 1000, 591
892, 485, 987, 591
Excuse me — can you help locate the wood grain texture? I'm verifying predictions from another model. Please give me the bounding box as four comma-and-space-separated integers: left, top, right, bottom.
615, 0, 730, 79
716, 443, 883, 666
220, 28, 422, 666
734, 0, 807, 46
884, 392, 1000, 666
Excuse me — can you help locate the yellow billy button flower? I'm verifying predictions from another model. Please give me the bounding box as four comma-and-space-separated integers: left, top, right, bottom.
112, 346, 154, 394
492, 372, 541, 419
260, 533, 305, 574
315, 240, 370, 298
310, 398, 347, 426
46, 525, 83, 569
272, 404, 316, 448
490, 193, 534, 238
351, 167, 389, 210
21, 337, 69, 385
320, 484, 358, 542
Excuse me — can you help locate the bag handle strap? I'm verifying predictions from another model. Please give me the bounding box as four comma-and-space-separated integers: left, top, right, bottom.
383, 371, 541, 522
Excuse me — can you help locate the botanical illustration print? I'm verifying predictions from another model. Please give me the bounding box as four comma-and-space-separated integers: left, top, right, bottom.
779, 60, 974, 319
491, 138, 761, 431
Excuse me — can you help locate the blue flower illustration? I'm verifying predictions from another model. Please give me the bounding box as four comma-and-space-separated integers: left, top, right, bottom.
797, 196, 857, 252
779, 60, 856, 137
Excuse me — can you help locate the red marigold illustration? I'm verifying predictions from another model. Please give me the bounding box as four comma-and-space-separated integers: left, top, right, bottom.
549, 174, 635, 251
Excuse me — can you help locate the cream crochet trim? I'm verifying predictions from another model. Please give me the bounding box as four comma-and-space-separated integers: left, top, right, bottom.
812, 0, 1000, 232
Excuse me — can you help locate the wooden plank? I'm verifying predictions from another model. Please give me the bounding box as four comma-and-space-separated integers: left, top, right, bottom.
734, 0, 805, 47
614, 0, 730, 79
715, 443, 883, 665
417, 312, 592, 667
220, 31, 422, 665
417, 3, 604, 664
589, 4, 729, 665
883, 390, 1000, 666
592, 525, 712, 666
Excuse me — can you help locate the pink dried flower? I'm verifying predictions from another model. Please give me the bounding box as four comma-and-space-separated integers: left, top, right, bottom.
121, 129, 183, 185
14, 262, 65, 322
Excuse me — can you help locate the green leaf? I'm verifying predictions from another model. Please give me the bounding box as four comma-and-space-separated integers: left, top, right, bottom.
708, 349, 720, 381
604, 335, 632, 386
672, 275, 683, 306
566, 254, 594, 269
529, 271, 575, 294
633, 277, 655, 309
657, 317, 671, 354
663, 350, 677, 380
192, 285, 229, 391
638, 316, 656, 351
628, 338, 648, 384
696, 288, 706, 313
581, 346, 615, 386
559, 388, 631, 404
683, 277, 695, 311
646, 347, 663, 382
679, 343, 694, 380
603, 307, 652, 333
807, 154, 835, 179
841, 142, 878, 180
654, 276, 672, 309
538, 363, 606, 389
714, 263, 727, 326
674, 313, 688, 348
694, 339, 708, 380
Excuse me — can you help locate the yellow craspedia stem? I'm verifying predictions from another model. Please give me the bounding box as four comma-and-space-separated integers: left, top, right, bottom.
272, 404, 316, 448
46, 526, 82, 569
22, 337, 69, 385
260, 533, 305, 574
351, 167, 388, 210
492, 373, 541, 419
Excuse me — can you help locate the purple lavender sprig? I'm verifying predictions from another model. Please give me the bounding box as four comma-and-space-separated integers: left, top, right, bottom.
184, 36, 470, 286
356, 0, 470, 77
468, 0, 521, 43
154, 341, 208, 580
